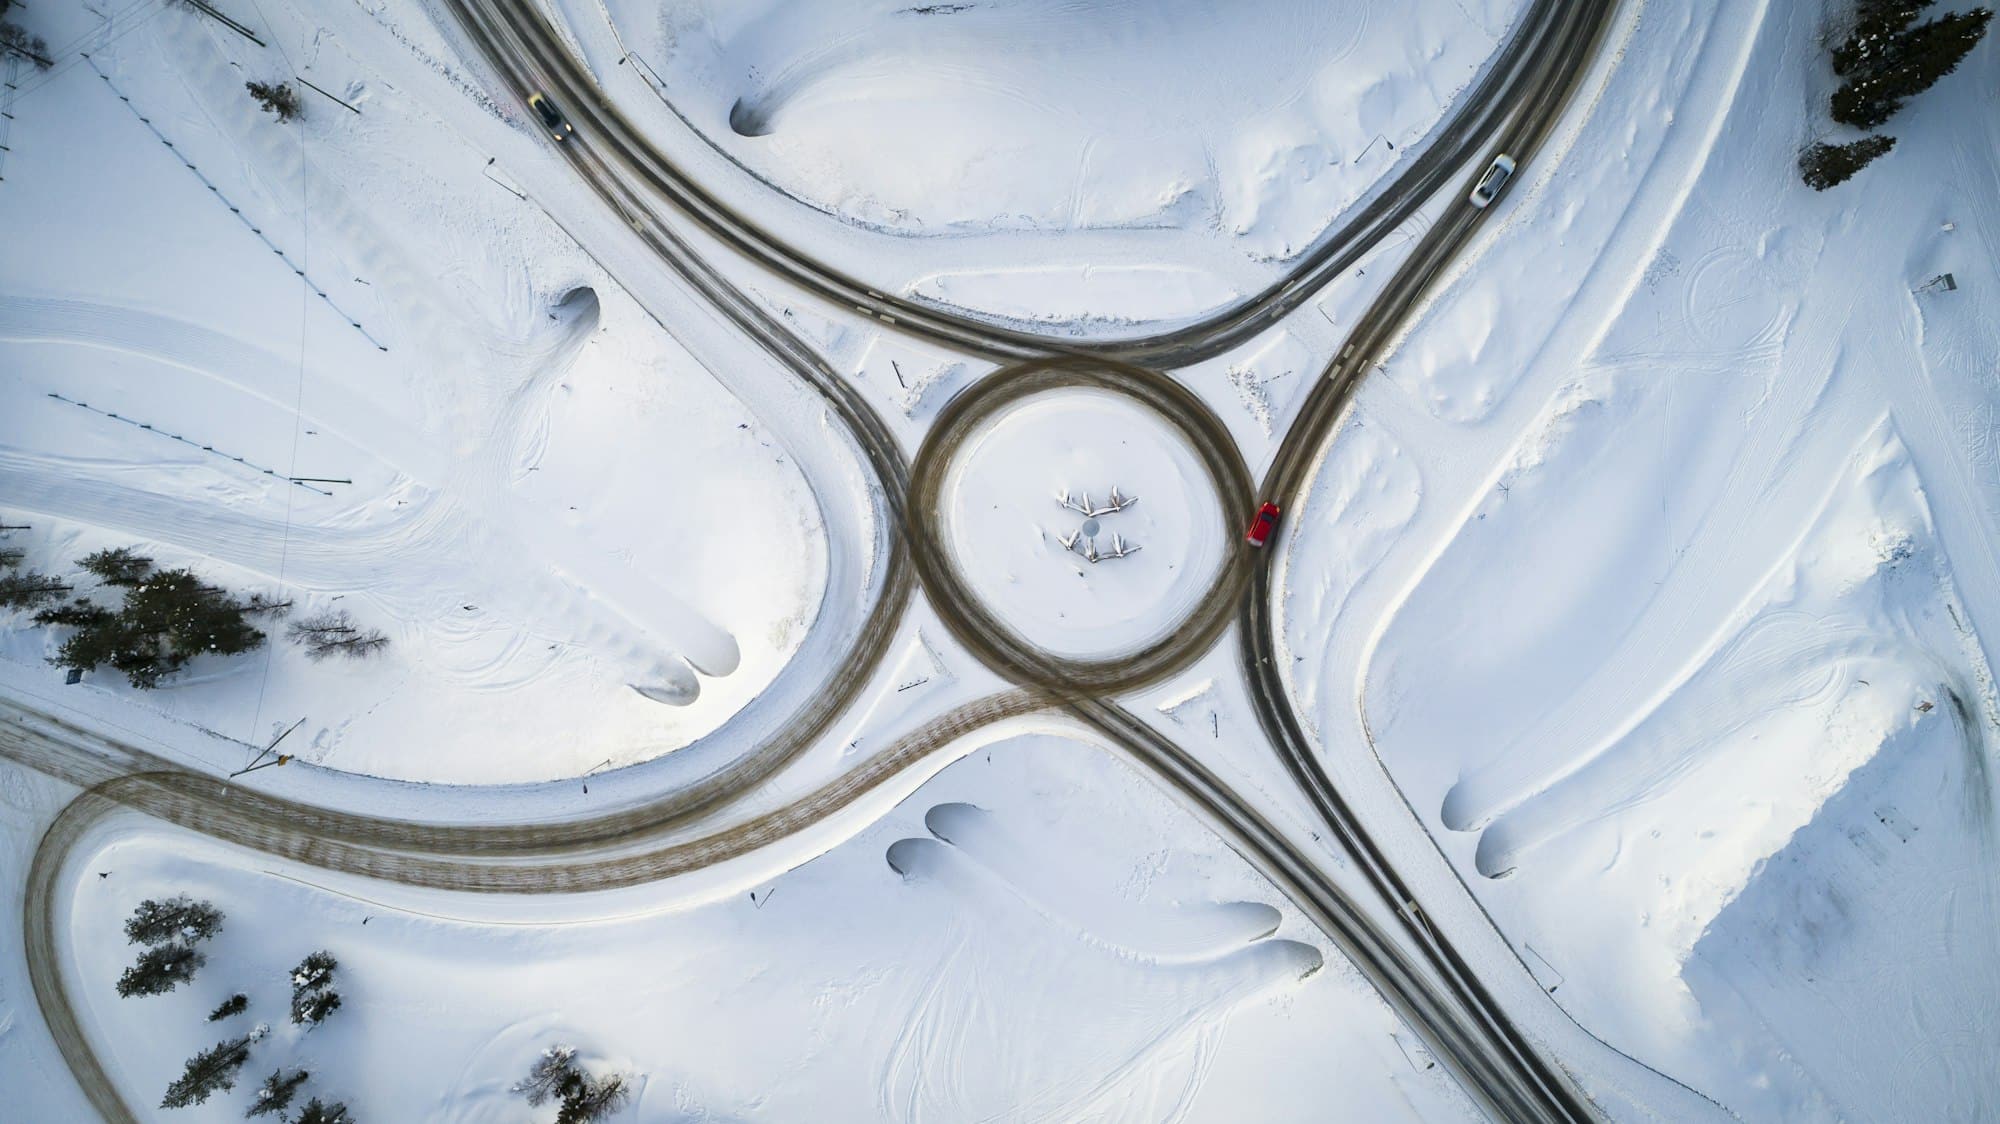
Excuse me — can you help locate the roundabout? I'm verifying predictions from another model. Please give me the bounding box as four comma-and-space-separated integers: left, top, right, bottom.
908, 358, 1254, 695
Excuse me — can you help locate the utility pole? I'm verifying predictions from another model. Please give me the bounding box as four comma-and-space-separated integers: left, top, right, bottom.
230, 717, 304, 777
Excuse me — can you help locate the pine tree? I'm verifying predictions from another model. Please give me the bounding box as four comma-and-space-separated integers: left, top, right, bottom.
160, 1034, 254, 1109
208, 994, 249, 1022
245, 80, 303, 122
513, 1046, 632, 1123
116, 941, 206, 998
1879, 7, 1992, 97
293, 1098, 351, 1124
1833, 0, 1933, 77
555, 1074, 630, 1124
0, 547, 21, 568
514, 1046, 579, 1107
1831, 6, 1991, 127
289, 951, 342, 1026
125, 896, 225, 946
78, 546, 154, 586
0, 570, 69, 609
1799, 135, 1897, 189
245, 1068, 309, 1118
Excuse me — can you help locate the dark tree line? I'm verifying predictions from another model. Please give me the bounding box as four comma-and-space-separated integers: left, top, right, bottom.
1802, 0, 1990, 188
7, 533, 388, 686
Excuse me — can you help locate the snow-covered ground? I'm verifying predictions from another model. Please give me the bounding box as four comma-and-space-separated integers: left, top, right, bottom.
18, 737, 1478, 1123
7, 0, 1996, 1114
1283, 0, 2000, 1116
0, 0, 834, 784
585, 0, 1525, 328
941, 388, 1225, 659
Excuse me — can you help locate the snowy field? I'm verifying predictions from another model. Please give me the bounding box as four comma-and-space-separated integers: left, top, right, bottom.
6, 738, 1479, 1123
3, 0, 1996, 1116
1283, 0, 2000, 1116
941, 388, 1225, 660
589, 0, 1525, 327
0, 0, 833, 784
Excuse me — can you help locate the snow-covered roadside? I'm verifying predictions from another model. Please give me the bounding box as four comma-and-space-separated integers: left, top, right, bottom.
556, 0, 1525, 330
0, 0, 850, 784
40, 737, 1478, 1123
1279, 0, 2000, 1113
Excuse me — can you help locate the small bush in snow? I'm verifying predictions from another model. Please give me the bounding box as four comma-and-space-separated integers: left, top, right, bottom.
287, 609, 389, 662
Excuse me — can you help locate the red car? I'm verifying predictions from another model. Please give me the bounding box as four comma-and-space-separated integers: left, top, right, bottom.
1245, 502, 1281, 547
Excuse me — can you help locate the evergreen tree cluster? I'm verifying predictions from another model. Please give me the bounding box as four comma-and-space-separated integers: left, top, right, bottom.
1803, 0, 1990, 188
33, 548, 269, 688
514, 1045, 631, 1124
116, 896, 225, 999
289, 951, 343, 1027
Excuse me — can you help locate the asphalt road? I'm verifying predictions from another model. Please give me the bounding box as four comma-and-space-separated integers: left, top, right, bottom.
444, 0, 1574, 368
6, 0, 1619, 1119
1237, 0, 1620, 1120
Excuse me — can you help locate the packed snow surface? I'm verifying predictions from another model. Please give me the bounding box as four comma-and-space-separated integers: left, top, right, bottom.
941, 389, 1225, 660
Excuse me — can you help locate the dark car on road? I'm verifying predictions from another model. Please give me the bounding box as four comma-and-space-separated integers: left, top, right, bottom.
528, 93, 576, 140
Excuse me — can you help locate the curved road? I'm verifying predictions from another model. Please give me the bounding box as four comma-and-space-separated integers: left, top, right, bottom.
8, 0, 1621, 1120
1237, 0, 1619, 1120
446, 0, 1576, 368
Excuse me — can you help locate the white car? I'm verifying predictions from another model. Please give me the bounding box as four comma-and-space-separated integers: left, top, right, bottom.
1469, 154, 1516, 208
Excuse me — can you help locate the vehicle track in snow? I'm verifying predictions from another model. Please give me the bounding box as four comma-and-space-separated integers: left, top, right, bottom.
10, 0, 1621, 1119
